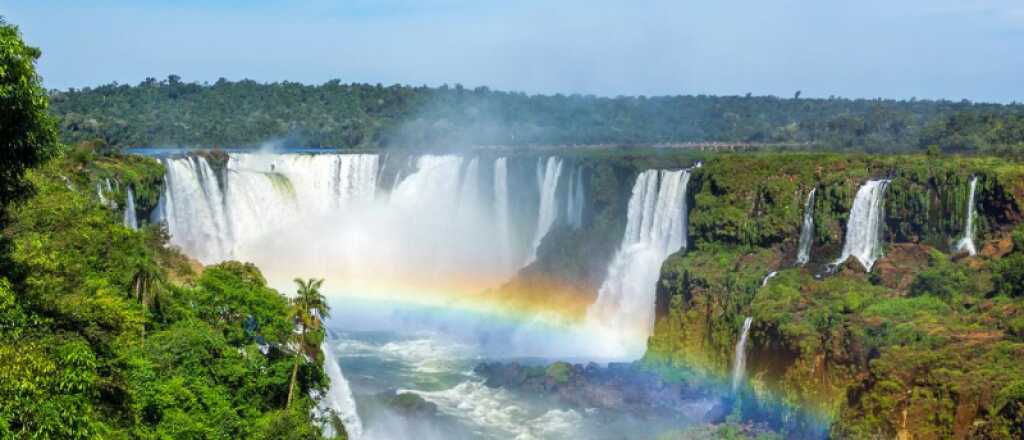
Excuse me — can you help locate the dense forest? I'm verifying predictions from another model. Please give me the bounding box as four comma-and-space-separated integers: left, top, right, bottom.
1, 20, 340, 439
50, 76, 1024, 153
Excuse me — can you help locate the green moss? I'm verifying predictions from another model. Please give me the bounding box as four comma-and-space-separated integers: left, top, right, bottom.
545, 362, 572, 384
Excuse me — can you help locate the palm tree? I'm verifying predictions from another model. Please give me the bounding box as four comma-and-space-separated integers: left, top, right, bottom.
286, 278, 330, 409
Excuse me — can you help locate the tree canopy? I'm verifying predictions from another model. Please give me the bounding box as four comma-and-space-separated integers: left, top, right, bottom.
49, 75, 1024, 153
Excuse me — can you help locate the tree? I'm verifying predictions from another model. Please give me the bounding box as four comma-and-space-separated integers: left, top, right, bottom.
0, 18, 58, 270
0, 19, 58, 209
286, 278, 330, 408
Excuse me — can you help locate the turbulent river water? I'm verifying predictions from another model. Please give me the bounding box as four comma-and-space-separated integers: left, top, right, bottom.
323, 301, 712, 440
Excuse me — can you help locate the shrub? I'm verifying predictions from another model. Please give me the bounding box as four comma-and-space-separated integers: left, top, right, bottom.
993, 254, 1024, 298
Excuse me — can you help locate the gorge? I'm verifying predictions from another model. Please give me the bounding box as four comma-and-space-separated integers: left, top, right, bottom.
134, 148, 1024, 439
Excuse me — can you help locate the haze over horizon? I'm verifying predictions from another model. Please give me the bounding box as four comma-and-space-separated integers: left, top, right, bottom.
3, 0, 1024, 103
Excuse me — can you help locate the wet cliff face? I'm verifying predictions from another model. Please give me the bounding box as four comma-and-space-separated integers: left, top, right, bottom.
646, 154, 1024, 439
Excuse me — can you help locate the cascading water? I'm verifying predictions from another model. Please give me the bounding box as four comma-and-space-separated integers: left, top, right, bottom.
159, 156, 234, 263
832, 179, 891, 272
494, 158, 512, 268
731, 317, 753, 394
565, 165, 585, 229
158, 152, 543, 291
524, 157, 564, 267
123, 186, 138, 230
795, 188, 816, 265
318, 340, 363, 439
586, 168, 692, 357
761, 271, 778, 287
955, 176, 979, 256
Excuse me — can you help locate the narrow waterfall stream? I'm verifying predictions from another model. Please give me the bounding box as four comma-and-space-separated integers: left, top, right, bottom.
123, 186, 138, 230
318, 340, 364, 439
955, 176, 979, 256
795, 188, 816, 265
524, 156, 564, 267
732, 317, 754, 394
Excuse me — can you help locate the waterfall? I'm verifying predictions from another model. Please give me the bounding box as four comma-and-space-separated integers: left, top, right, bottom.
457, 157, 480, 215
317, 341, 363, 439
731, 317, 753, 393
565, 165, 584, 229
832, 179, 891, 272
795, 188, 816, 265
524, 157, 564, 266
123, 186, 138, 230
160, 156, 234, 263
761, 271, 778, 287
955, 176, 979, 256
586, 168, 692, 354
494, 158, 512, 268
96, 182, 109, 207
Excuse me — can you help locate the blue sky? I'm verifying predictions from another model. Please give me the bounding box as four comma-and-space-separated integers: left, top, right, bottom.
3, 0, 1023, 102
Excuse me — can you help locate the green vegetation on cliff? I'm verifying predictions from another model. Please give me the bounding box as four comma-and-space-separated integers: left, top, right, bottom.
1, 153, 339, 438
646, 154, 1024, 439
0, 20, 339, 439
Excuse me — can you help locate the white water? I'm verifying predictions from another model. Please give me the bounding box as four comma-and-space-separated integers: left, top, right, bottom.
159, 156, 234, 262
565, 165, 584, 229
761, 271, 778, 287
494, 158, 512, 268
833, 179, 891, 272
524, 157, 564, 267
586, 169, 692, 357
319, 341, 364, 439
955, 177, 979, 256
123, 186, 138, 230
158, 153, 551, 291
795, 188, 816, 265
731, 317, 753, 393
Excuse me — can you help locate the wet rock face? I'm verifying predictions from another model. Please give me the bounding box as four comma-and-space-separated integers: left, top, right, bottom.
378, 391, 439, 418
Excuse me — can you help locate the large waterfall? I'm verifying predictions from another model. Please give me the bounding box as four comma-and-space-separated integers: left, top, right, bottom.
731, 317, 753, 394
955, 176, 979, 256
123, 186, 138, 230
159, 156, 234, 263
586, 168, 692, 356
832, 179, 890, 272
155, 152, 590, 294
524, 157, 564, 267
795, 188, 815, 265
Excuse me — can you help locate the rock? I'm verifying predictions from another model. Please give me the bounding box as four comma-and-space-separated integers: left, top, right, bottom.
703, 399, 732, 423
980, 235, 1014, 259
840, 257, 869, 274
872, 243, 934, 291
379, 391, 439, 418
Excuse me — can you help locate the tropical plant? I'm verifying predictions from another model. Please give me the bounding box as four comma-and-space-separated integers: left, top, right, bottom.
287, 278, 330, 408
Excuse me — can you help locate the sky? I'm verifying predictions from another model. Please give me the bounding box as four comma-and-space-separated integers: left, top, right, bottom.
2, 0, 1023, 102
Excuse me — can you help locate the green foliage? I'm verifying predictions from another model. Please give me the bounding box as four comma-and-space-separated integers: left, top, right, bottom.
993, 253, 1024, 298
908, 251, 969, 303
0, 154, 331, 438
0, 19, 59, 214
920, 110, 1024, 155
545, 362, 572, 384
48, 76, 1024, 151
